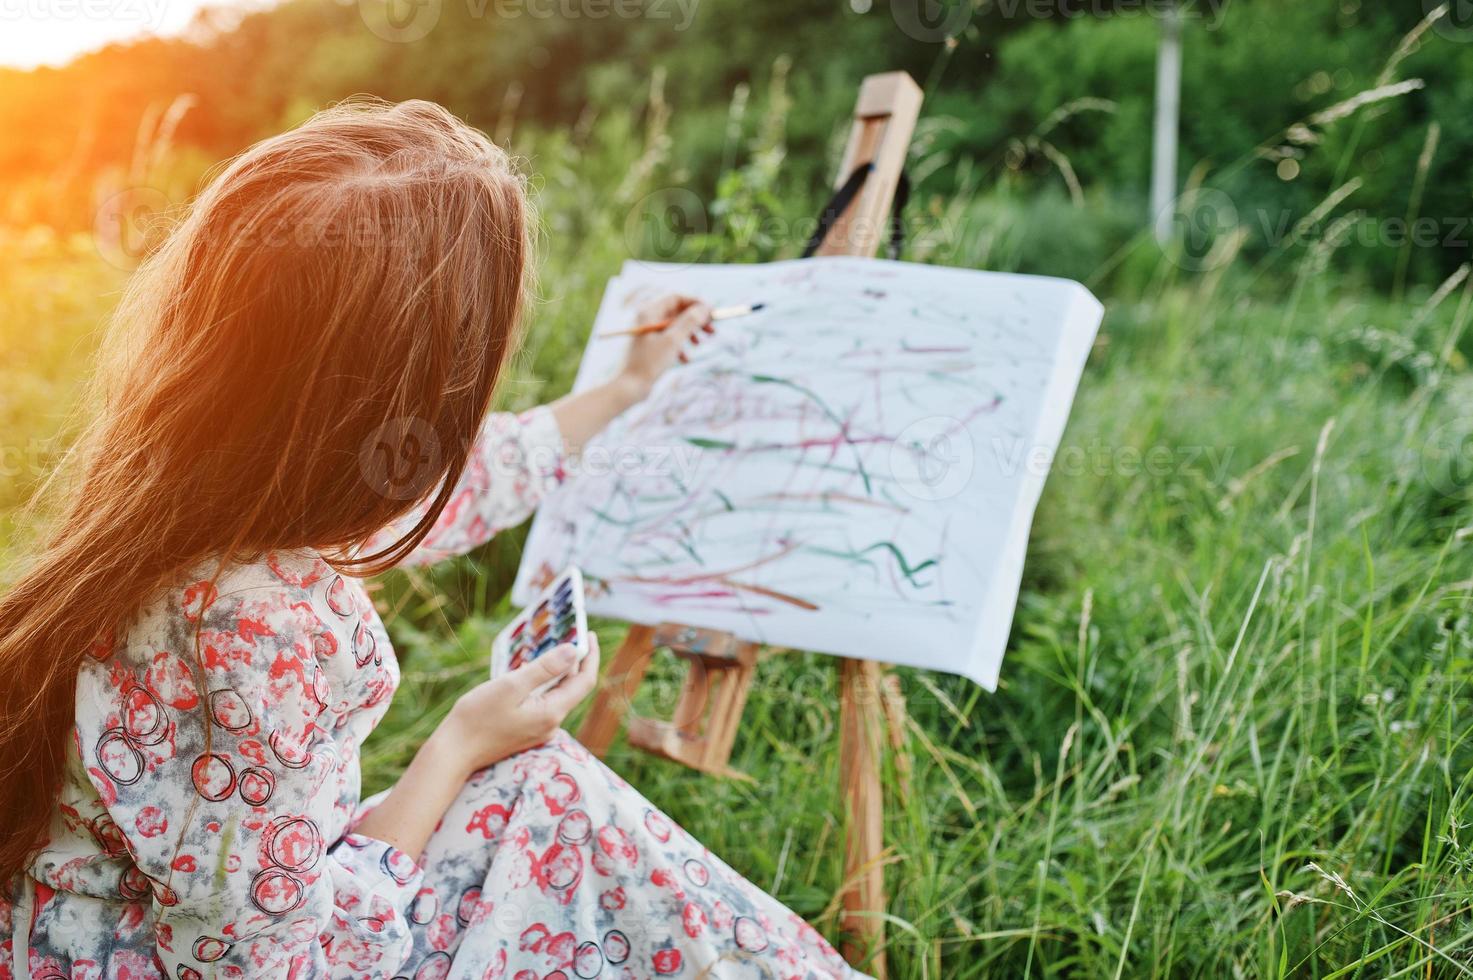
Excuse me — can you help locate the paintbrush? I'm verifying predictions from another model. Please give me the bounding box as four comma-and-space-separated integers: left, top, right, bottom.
597, 301, 765, 339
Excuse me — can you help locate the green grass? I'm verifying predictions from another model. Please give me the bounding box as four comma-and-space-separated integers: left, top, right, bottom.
0, 229, 125, 558
4, 99, 1473, 979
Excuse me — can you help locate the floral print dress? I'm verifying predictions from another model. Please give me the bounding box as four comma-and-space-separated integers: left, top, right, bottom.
2, 408, 864, 980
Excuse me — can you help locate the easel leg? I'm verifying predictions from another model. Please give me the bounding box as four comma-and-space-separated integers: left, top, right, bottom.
578, 624, 657, 756
838, 658, 888, 977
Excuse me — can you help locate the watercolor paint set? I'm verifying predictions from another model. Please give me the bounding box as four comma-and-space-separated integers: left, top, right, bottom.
490, 566, 589, 691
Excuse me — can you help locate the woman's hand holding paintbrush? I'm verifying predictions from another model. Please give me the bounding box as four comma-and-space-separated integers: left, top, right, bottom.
548, 293, 715, 454
620, 294, 716, 380
599, 299, 765, 340
555, 292, 762, 453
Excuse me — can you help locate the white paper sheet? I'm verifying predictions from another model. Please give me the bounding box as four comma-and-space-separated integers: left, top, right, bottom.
514, 257, 1102, 689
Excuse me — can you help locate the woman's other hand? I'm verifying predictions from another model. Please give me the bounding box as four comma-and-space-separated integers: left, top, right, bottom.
433, 634, 602, 776
618, 293, 714, 399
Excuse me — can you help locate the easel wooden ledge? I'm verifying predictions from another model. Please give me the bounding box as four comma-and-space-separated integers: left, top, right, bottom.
578, 71, 924, 978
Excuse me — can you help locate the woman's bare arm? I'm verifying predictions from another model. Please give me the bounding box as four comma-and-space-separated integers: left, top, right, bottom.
353, 638, 600, 858
549, 295, 712, 453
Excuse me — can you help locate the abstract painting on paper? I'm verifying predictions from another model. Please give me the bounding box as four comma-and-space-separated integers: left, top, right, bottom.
513, 257, 1102, 688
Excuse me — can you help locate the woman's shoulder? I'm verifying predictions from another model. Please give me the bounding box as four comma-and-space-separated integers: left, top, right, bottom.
72, 553, 372, 824
74, 551, 384, 765
96, 550, 353, 678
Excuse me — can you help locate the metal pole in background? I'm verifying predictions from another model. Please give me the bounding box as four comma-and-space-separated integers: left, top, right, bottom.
1151, 3, 1182, 244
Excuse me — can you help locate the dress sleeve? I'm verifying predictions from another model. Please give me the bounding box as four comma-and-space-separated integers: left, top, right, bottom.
371, 406, 567, 568
77, 579, 424, 978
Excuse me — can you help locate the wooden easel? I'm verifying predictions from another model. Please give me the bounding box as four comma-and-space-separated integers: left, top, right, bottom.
578, 71, 924, 977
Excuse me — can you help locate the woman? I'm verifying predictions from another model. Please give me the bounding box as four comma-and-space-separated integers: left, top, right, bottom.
0, 100, 862, 979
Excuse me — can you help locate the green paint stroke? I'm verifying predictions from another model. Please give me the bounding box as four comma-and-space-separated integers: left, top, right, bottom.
590, 508, 640, 527
671, 525, 705, 566
687, 436, 737, 450
862, 541, 937, 587
806, 545, 880, 575
806, 540, 938, 588
750, 374, 872, 494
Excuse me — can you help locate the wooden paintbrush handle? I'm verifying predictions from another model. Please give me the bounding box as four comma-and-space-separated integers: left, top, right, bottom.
601, 317, 676, 339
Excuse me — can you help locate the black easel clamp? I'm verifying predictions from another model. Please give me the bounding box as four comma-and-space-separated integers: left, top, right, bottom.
801, 163, 911, 261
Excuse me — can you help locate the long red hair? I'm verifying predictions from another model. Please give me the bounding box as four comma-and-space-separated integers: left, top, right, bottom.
0, 99, 532, 878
